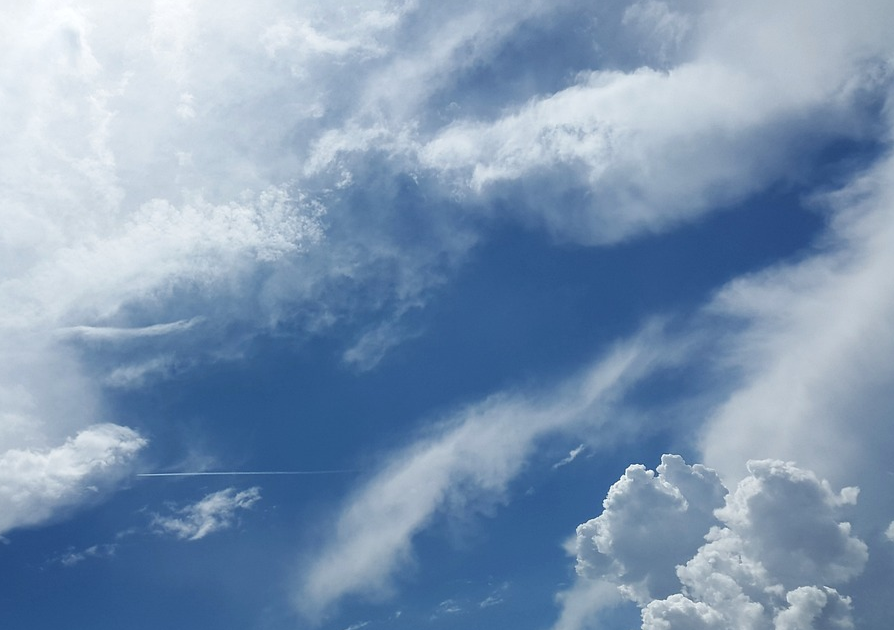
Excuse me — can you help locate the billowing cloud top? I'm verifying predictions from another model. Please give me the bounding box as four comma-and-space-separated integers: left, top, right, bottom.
575, 457, 867, 629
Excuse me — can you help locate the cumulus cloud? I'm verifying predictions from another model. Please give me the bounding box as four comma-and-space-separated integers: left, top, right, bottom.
151, 487, 261, 541
575, 455, 727, 604
297, 325, 677, 617
566, 457, 867, 630
0, 424, 146, 535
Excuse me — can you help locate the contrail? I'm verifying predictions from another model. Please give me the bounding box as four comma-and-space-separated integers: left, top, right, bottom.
136, 470, 357, 477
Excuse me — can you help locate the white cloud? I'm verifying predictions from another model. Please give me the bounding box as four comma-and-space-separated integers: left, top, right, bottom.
151, 486, 261, 541
2, 0, 546, 417
55, 542, 118, 567
550, 578, 624, 630
2, 187, 324, 330
545, 142, 894, 624
701, 148, 894, 494
575, 455, 727, 605
432, 599, 462, 617
341, 319, 422, 372
0, 424, 146, 535
297, 325, 677, 617
300, 0, 563, 174
553, 444, 586, 469
710, 461, 865, 588
0, 0, 432, 536
102, 354, 188, 389
419, 0, 894, 244
479, 581, 510, 608
564, 457, 867, 630
57, 318, 203, 341
773, 587, 855, 630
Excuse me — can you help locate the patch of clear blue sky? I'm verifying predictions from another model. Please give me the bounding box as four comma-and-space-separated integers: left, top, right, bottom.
2, 134, 878, 630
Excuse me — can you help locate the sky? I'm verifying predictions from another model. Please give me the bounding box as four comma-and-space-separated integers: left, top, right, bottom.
2, 1, 894, 629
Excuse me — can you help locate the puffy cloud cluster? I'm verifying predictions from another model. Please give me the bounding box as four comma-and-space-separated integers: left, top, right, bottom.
0, 424, 146, 535
575, 455, 727, 604
574, 457, 868, 629
151, 486, 261, 541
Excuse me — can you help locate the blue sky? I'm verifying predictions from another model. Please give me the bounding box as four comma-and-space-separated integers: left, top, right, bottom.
3, 1, 894, 628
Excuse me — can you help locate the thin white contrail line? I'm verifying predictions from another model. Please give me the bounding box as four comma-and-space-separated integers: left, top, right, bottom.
136, 470, 357, 477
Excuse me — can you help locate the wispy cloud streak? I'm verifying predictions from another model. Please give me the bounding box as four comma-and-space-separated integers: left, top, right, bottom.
297, 324, 680, 617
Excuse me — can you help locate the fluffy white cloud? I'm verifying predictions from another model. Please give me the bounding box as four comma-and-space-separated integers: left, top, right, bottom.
711, 461, 865, 588
575, 455, 727, 604
773, 587, 854, 630
0, 424, 146, 535
151, 486, 261, 541
568, 457, 867, 630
